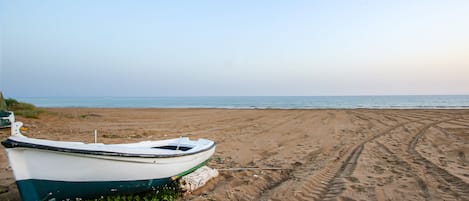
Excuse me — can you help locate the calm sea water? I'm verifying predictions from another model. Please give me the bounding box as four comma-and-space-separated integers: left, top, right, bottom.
16, 96, 469, 109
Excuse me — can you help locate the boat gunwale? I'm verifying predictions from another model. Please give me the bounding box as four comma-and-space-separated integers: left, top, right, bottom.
1, 138, 216, 158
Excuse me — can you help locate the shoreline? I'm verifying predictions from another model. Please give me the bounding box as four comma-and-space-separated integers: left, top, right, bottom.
39, 107, 469, 110
16, 95, 469, 110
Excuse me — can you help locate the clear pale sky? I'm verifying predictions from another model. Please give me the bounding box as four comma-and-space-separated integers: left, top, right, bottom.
1, 0, 468, 97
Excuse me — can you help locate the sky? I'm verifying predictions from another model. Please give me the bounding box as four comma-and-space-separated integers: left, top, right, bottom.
1, 0, 469, 97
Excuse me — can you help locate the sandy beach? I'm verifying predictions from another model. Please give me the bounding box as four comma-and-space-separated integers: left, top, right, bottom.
0, 108, 468, 201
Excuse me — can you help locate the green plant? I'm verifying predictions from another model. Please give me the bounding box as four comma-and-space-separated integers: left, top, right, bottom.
87, 182, 180, 201
0, 92, 7, 110
5, 98, 44, 118
214, 155, 223, 163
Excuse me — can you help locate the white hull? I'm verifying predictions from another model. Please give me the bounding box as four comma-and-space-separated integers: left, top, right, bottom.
5, 145, 215, 182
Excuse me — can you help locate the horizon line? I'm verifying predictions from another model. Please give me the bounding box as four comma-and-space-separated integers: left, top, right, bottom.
12, 94, 469, 99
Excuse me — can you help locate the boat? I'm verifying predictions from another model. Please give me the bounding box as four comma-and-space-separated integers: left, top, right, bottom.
0, 111, 12, 128
1, 113, 216, 201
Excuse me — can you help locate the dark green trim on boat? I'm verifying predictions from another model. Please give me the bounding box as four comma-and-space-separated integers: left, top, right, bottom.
17, 178, 171, 201
0, 119, 10, 128
0, 111, 11, 117
16, 160, 210, 201
172, 159, 210, 180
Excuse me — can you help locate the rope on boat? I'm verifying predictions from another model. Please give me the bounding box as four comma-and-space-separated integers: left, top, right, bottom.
178, 166, 289, 192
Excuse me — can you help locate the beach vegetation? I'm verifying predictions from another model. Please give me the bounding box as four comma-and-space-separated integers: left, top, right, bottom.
0, 92, 7, 111
4, 98, 44, 118
214, 155, 223, 164
87, 182, 180, 201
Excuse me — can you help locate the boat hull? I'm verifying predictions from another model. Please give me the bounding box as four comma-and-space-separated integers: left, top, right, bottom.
5, 146, 214, 200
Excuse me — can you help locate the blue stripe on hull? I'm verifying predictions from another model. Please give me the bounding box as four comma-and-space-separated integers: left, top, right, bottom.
17, 178, 171, 201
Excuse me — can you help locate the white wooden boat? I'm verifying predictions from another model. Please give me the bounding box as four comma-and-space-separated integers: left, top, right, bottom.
0, 111, 12, 128
1, 113, 216, 201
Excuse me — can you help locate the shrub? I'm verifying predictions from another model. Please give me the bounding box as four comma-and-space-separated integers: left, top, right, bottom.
5, 98, 44, 118
0, 92, 7, 110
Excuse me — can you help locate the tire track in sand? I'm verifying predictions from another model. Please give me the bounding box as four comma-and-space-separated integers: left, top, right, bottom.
406, 118, 469, 200
206, 111, 310, 201
292, 112, 457, 201
372, 116, 468, 200
264, 112, 419, 201
374, 141, 431, 199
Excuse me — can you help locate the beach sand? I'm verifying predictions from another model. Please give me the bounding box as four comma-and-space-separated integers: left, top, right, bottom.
1, 108, 468, 200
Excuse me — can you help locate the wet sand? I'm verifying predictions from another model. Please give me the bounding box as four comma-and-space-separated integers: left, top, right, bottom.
1, 108, 468, 200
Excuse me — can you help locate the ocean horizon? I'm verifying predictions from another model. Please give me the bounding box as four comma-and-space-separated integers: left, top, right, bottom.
14, 95, 469, 109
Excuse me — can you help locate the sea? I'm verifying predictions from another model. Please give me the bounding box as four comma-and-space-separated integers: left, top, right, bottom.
16, 95, 469, 109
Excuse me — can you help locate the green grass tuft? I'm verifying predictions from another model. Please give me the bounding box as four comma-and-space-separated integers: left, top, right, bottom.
5, 98, 44, 118
87, 182, 180, 201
